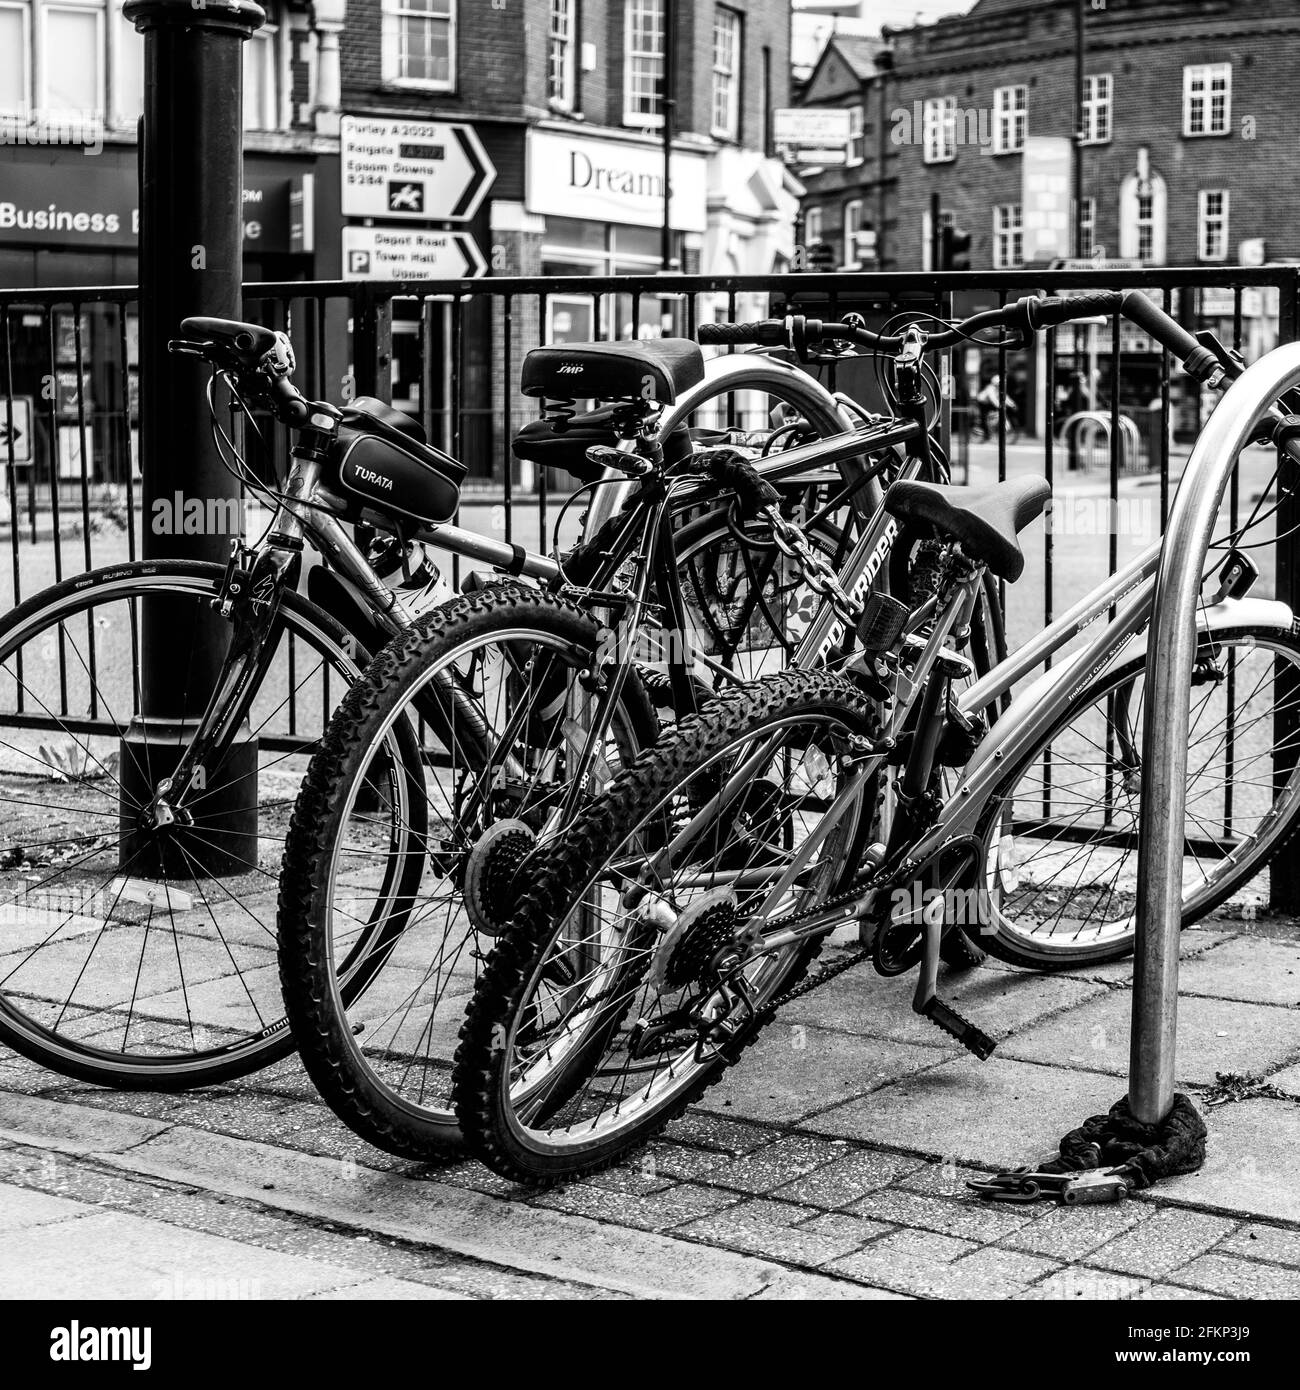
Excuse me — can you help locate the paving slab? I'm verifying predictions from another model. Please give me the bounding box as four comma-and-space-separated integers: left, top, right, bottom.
530, 1180, 740, 1234
694, 1133, 855, 1195
1175, 935, 1300, 1006
94, 1120, 854, 1300
1218, 1222, 1300, 1266
304, 1276, 471, 1300
846, 1187, 1046, 1244
695, 1026, 948, 1124
1172, 1252, 1300, 1299
751, 1270, 908, 1299
0, 1182, 92, 1233
1015, 1266, 1150, 1300
676, 1198, 885, 1268
1157, 1099, 1300, 1223
1086, 1207, 1237, 1278
0, 1206, 394, 1300
998, 990, 1300, 1085
802, 1055, 1120, 1169
767, 1147, 924, 1208
1002, 1199, 1153, 1262
0, 1090, 172, 1154
826, 1235, 1057, 1298
778, 960, 1107, 1047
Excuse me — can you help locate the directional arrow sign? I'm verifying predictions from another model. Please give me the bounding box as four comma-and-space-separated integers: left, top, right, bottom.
341, 117, 496, 222
343, 227, 487, 281
0, 396, 33, 465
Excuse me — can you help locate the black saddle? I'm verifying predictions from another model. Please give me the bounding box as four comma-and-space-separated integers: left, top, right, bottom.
884, 476, 1052, 582
520, 338, 705, 405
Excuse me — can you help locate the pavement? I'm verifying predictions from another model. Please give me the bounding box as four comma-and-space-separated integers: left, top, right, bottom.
3, 912, 1300, 1301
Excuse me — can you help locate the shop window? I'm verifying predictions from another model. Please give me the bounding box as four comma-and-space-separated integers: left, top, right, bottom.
1197, 189, 1229, 262
0, 5, 31, 112
1081, 73, 1111, 144
993, 203, 1022, 269
1183, 62, 1230, 137
922, 96, 956, 164
711, 7, 740, 141
541, 219, 684, 339
804, 206, 823, 248
993, 85, 1026, 154
1119, 169, 1166, 263
382, 0, 456, 90
624, 0, 664, 127
547, 0, 575, 109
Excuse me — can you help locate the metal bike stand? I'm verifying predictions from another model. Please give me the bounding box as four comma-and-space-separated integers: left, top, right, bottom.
1130, 341, 1300, 1123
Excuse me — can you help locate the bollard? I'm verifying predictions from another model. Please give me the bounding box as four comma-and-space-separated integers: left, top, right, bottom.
1131, 340, 1300, 1122
118, 0, 266, 877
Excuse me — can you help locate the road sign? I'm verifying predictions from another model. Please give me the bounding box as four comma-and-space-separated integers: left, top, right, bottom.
341, 117, 496, 222
0, 396, 33, 465
773, 108, 850, 166
343, 227, 487, 281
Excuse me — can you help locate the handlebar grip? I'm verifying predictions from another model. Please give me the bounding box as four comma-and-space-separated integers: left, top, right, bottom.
698, 320, 788, 348
1018, 292, 1124, 329
1118, 290, 1203, 362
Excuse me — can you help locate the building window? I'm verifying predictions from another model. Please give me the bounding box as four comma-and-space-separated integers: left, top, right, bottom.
845, 105, 862, 166
1119, 169, 1167, 264
711, 7, 740, 140
842, 199, 863, 269
922, 96, 956, 163
42, 1, 105, 113
243, 26, 279, 132
1183, 62, 1231, 137
804, 205, 823, 247
1198, 189, 1230, 262
1081, 73, 1111, 144
1079, 197, 1096, 258
547, 0, 575, 108
993, 204, 1022, 268
625, 0, 665, 127
993, 84, 1026, 154
0, 4, 31, 112
382, 0, 456, 90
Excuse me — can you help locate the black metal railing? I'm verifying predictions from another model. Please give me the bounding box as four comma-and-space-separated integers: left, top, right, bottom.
3, 266, 1299, 905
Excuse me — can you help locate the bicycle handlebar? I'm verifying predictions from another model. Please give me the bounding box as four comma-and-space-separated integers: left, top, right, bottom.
699, 291, 1231, 386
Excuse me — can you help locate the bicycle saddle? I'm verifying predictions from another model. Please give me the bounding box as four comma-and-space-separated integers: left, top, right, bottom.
884, 476, 1052, 582
520, 338, 705, 405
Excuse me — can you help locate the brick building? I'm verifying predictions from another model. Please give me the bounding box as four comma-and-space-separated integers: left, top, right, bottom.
795, 0, 1300, 432
334, 0, 799, 476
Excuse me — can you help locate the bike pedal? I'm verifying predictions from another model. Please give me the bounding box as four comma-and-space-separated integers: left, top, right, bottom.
918, 996, 997, 1060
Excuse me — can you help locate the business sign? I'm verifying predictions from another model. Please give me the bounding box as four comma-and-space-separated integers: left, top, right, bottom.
0, 165, 302, 251
773, 108, 851, 166
526, 129, 708, 233
1021, 137, 1072, 264
343, 227, 487, 281
341, 118, 496, 222
0, 397, 33, 465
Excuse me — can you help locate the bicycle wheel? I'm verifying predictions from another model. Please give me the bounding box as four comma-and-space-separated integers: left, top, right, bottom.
0, 558, 391, 1087
454, 670, 879, 1185
277, 585, 658, 1157
974, 623, 1300, 969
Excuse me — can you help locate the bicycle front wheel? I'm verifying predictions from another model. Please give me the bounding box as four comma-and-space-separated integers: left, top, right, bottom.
975, 623, 1300, 969
454, 670, 879, 1185
0, 559, 384, 1086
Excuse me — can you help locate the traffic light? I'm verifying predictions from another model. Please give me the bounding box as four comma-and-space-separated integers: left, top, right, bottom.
939, 224, 973, 271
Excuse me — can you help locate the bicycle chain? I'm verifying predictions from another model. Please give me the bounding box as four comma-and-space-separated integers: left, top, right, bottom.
763, 504, 865, 634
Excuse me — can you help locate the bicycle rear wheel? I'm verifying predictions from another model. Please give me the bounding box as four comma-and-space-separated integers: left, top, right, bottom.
975, 623, 1300, 968
454, 670, 879, 1185
0, 559, 391, 1087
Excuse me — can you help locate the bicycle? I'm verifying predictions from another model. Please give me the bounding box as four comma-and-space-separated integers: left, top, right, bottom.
0, 313, 900, 1089
450, 289, 1300, 1183
273, 309, 1014, 1156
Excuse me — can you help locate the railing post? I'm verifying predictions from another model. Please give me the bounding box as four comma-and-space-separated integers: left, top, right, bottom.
352, 287, 393, 404
118, 0, 265, 877
1272, 272, 1300, 914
